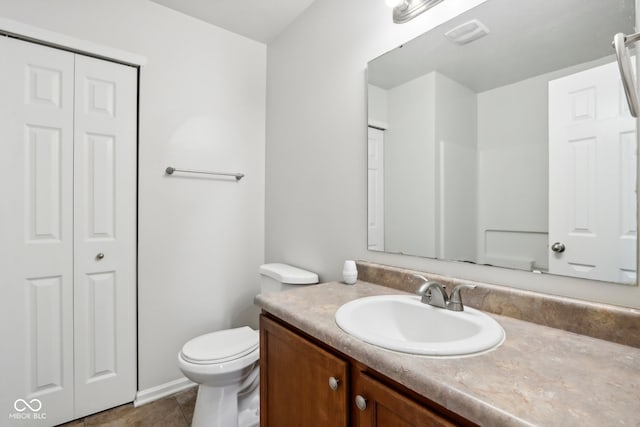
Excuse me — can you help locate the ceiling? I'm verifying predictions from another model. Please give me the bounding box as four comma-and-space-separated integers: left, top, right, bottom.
150, 0, 316, 44
368, 0, 635, 92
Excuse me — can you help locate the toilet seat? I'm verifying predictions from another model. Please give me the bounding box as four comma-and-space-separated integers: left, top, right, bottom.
180, 326, 259, 365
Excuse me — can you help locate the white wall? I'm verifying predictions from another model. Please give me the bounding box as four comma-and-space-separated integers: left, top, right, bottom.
434, 73, 477, 262
266, 0, 640, 309
382, 71, 477, 261
367, 84, 389, 128
0, 0, 266, 390
385, 73, 436, 256
476, 72, 549, 270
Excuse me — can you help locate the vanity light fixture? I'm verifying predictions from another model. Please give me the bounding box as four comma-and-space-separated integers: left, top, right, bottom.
386, 0, 445, 24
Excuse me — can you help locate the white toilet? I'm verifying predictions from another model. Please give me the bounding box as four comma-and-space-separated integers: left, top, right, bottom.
178, 263, 319, 427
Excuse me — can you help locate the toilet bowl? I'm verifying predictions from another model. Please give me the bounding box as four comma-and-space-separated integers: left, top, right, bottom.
178, 327, 260, 427
177, 263, 318, 427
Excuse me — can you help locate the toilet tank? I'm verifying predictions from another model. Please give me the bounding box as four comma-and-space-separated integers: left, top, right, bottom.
259, 263, 319, 294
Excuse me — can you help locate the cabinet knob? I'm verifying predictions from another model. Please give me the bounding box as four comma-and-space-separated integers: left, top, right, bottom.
328, 376, 340, 390
355, 395, 367, 411
96, 252, 105, 260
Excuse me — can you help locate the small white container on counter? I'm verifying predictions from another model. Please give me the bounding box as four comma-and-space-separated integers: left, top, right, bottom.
342, 260, 358, 285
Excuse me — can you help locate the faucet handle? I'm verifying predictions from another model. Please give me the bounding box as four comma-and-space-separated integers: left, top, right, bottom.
412, 273, 429, 283
447, 284, 476, 312
413, 274, 445, 293
414, 274, 430, 296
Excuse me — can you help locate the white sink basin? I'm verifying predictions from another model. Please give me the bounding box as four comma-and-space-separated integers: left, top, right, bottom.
335, 295, 505, 357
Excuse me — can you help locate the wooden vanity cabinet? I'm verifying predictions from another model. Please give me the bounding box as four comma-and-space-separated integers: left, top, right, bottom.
260, 314, 472, 427
352, 370, 458, 427
260, 315, 349, 427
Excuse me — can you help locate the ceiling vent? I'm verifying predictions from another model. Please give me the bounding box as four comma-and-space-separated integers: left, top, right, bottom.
444, 19, 490, 45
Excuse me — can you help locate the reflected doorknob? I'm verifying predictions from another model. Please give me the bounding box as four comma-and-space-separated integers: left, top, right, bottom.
551, 242, 565, 253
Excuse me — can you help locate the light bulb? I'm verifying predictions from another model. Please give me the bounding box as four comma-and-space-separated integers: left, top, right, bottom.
385, 0, 405, 8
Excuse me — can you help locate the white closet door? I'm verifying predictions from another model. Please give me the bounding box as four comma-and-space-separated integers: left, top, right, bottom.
0, 37, 75, 425
73, 55, 137, 417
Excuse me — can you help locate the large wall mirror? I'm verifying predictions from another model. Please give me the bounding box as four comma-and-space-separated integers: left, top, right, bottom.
367, 0, 638, 285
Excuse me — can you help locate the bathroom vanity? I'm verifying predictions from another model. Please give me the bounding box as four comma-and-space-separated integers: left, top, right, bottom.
260, 315, 464, 426
255, 265, 640, 426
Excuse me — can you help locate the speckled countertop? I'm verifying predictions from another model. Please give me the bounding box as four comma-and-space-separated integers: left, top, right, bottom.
255, 281, 640, 427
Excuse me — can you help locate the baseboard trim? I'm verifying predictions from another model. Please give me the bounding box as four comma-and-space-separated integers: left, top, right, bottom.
134, 377, 196, 407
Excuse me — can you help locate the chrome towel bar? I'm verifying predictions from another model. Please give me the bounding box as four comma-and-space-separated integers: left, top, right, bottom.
165, 166, 244, 181
613, 31, 640, 118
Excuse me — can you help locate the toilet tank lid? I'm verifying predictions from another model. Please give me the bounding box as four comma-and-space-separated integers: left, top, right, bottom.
259, 263, 319, 284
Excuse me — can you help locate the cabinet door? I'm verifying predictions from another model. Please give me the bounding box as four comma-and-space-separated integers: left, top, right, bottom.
0, 36, 76, 427
260, 316, 349, 427
354, 372, 458, 427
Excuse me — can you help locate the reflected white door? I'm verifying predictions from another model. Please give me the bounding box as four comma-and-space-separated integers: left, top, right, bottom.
548, 61, 637, 283
0, 36, 76, 427
0, 37, 137, 425
368, 127, 385, 251
73, 55, 137, 417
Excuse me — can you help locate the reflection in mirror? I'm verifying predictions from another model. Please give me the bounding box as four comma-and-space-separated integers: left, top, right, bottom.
367, 0, 638, 285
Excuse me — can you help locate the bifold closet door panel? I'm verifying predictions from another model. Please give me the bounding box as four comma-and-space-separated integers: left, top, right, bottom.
0, 37, 76, 426
72, 54, 137, 418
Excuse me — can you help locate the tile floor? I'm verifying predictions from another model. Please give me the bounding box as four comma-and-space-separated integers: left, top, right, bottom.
58, 387, 197, 427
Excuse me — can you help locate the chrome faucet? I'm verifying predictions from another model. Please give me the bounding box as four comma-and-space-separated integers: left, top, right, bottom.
414, 274, 476, 312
